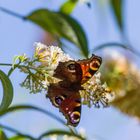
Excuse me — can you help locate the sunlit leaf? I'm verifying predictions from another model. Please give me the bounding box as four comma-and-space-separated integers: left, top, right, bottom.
0, 130, 8, 140
26, 9, 89, 57
60, 0, 78, 14
0, 70, 13, 112
110, 0, 123, 30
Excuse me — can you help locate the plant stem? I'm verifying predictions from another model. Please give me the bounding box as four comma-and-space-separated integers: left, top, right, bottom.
92, 42, 140, 57
0, 105, 65, 125
38, 130, 86, 140
0, 63, 12, 66
0, 7, 25, 20
0, 123, 36, 140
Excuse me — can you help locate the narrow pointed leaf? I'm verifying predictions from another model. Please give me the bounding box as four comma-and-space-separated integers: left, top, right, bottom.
0, 70, 13, 112
26, 9, 89, 57
60, 0, 78, 15
110, 0, 123, 31
0, 130, 8, 140
59, 12, 89, 57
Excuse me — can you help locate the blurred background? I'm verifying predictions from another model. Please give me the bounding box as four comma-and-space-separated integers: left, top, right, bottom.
0, 0, 140, 140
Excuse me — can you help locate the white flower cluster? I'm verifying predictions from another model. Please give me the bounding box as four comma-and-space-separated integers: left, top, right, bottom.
21, 42, 113, 105
80, 72, 115, 107
34, 43, 114, 106
34, 42, 73, 88
34, 42, 72, 73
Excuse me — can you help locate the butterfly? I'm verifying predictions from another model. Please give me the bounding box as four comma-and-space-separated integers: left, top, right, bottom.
47, 54, 102, 127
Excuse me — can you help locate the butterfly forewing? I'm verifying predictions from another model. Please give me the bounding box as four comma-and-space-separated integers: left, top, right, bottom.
77, 54, 102, 84
54, 61, 82, 85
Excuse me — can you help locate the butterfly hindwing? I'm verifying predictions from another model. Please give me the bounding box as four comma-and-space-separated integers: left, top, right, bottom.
60, 93, 81, 127
48, 83, 81, 126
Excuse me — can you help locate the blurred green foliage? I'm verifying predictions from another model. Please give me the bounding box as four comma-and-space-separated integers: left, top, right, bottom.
101, 55, 140, 119
0, 130, 8, 140
110, 0, 123, 31
60, 0, 78, 14
27, 9, 89, 57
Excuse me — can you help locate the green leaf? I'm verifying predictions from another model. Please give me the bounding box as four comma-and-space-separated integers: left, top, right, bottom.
38, 130, 86, 140
0, 70, 13, 112
0, 130, 8, 140
26, 9, 89, 57
60, 0, 78, 15
110, 0, 123, 30
59, 12, 89, 57
10, 135, 30, 140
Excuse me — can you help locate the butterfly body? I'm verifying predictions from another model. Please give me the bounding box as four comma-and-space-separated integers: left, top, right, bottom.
47, 54, 102, 126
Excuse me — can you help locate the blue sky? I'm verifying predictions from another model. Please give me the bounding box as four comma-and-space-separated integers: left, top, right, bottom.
0, 0, 140, 140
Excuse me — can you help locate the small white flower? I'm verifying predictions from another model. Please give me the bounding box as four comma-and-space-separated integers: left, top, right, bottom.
50, 135, 57, 140
34, 42, 73, 89
34, 42, 72, 71
78, 127, 86, 138
105, 91, 115, 102
81, 72, 114, 107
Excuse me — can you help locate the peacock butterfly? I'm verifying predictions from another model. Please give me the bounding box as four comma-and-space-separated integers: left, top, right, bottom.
47, 54, 102, 126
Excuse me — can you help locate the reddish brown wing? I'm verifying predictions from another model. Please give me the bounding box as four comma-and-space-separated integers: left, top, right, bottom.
54, 54, 102, 85
60, 92, 81, 127
77, 54, 102, 84
54, 60, 82, 86
48, 83, 81, 127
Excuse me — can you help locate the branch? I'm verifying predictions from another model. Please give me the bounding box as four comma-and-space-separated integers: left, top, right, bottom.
92, 42, 140, 57
0, 7, 25, 20
0, 105, 65, 125
0, 123, 36, 140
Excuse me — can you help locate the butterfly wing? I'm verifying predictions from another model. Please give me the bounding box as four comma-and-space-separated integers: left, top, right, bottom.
54, 61, 82, 85
54, 54, 102, 85
48, 83, 81, 127
60, 93, 81, 127
47, 54, 102, 127
77, 54, 102, 84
